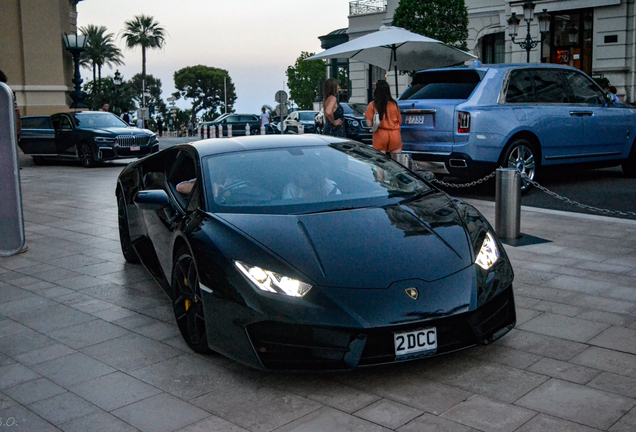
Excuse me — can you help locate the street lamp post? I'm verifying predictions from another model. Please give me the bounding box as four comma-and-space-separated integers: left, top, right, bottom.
113, 70, 122, 114
63, 33, 88, 108
507, 1, 551, 63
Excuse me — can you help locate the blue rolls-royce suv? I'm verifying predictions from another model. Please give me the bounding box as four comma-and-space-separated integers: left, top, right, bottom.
398, 63, 636, 190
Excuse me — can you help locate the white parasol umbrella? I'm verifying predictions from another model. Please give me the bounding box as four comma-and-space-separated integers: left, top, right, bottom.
307, 26, 477, 97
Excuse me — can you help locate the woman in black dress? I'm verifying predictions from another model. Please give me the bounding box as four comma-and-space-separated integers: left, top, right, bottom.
322, 78, 345, 137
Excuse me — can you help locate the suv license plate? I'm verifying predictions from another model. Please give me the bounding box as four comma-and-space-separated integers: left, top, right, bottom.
130, 146, 140, 151
394, 327, 437, 356
405, 115, 425, 125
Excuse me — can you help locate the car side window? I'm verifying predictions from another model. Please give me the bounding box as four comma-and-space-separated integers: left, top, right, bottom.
563, 71, 605, 105
227, 116, 239, 123
167, 151, 198, 209
506, 70, 534, 103
531, 69, 570, 103
53, 116, 72, 131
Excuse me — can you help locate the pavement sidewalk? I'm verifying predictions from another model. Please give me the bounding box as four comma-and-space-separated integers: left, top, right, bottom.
0, 157, 635, 432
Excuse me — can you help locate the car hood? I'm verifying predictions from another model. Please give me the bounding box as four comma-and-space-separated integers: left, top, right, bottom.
87, 127, 151, 135
216, 193, 472, 289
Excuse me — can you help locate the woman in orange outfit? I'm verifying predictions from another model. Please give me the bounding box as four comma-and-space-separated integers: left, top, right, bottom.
364, 80, 402, 155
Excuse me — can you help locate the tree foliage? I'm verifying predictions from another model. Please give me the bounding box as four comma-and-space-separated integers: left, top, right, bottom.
79, 24, 123, 105
392, 0, 469, 50
173, 65, 236, 120
129, 73, 166, 118
286, 52, 326, 110
120, 15, 166, 80
84, 76, 136, 114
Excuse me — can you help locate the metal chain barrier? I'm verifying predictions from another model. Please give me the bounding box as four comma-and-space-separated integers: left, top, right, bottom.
430, 169, 499, 188
428, 166, 636, 219
518, 172, 636, 219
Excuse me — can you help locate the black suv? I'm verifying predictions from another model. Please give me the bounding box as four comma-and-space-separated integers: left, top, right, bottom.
203, 113, 261, 136
19, 111, 159, 167
315, 102, 372, 144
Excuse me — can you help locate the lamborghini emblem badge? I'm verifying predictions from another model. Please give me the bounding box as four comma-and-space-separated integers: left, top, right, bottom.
405, 288, 419, 300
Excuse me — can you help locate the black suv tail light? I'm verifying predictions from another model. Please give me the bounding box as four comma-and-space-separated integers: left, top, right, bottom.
458, 112, 471, 133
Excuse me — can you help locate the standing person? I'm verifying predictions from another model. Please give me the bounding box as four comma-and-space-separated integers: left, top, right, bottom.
121, 111, 131, 124
157, 117, 164, 137
100, 103, 109, 112
188, 120, 194, 137
0, 69, 21, 140
322, 78, 344, 137
136, 117, 144, 128
608, 86, 620, 104
365, 80, 402, 155
260, 107, 270, 134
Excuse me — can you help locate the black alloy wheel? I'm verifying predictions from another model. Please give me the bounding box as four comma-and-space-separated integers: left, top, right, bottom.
503, 138, 538, 193
117, 193, 140, 264
172, 248, 212, 354
78, 142, 96, 168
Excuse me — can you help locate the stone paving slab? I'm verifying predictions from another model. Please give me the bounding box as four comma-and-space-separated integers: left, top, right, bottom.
0, 159, 635, 431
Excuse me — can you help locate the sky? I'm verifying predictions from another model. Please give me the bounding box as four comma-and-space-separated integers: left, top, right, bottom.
76, 0, 350, 115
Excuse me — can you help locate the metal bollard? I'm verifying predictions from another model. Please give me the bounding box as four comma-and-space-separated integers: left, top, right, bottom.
391, 153, 413, 170
245, 124, 250, 136
260, 125, 266, 135
495, 168, 521, 239
210, 125, 215, 138
227, 125, 232, 138
298, 124, 304, 134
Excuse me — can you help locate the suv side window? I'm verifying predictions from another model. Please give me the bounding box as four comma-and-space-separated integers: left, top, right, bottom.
506, 70, 534, 103
563, 70, 605, 105
531, 69, 570, 103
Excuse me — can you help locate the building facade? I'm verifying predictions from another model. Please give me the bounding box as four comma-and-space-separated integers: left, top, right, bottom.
335, 0, 636, 104
0, 0, 82, 115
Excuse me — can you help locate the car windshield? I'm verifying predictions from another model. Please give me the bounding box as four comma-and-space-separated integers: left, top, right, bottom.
298, 112, 318, 121
202, 142, 433, 215
400, 70, 482, 100
74, 113, 129, 128
342, 103, 367, 116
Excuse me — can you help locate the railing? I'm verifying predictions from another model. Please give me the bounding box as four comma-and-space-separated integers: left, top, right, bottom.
349, 0, 387, 16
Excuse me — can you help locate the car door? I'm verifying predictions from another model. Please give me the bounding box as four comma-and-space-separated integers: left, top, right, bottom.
141, 149, 199, 276
52, 114, 80, 155
526, 68, 584, 162
562, 69, 628, 158
18, 116, 56, 155
284, 113, 297, 134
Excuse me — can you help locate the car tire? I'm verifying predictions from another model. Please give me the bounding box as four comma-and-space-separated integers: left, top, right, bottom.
622, 142, 636, 177
172, 247, 212, 354
502, 138, 538, 193
32, 156, 44, 165
78, 142, 96, 168
117, 192, 140, 264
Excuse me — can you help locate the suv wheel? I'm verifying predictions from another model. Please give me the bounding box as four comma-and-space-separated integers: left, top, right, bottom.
78, 142, 96, 168
503, 138, 538, 193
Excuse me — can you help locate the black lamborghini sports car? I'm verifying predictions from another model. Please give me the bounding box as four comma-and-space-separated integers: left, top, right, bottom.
116, 134, 515, 370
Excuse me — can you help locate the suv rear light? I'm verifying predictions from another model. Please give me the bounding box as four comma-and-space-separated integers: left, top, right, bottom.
458, 112, 471, 133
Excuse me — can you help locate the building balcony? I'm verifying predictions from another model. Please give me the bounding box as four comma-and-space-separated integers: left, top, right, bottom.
349, 0, 387, 16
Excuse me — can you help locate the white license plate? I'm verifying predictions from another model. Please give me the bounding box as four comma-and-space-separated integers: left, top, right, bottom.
130, 146, 141, 151
405, 115, 425, 125
394, 327, 437, 356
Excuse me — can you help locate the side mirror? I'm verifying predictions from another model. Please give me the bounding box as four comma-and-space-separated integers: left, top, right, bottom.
415, 169, 436, 182
134, 190, 170, 210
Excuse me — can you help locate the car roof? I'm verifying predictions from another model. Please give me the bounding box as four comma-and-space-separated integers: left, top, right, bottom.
418, 63, 582, 74
177, 134, 350, 157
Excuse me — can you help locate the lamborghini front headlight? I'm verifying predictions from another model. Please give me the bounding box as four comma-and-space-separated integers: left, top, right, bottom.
234, 261, 312, 297
475, 232, 499, 270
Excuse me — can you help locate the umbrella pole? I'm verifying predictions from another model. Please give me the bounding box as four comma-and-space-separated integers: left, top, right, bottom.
393, 47, 399, 99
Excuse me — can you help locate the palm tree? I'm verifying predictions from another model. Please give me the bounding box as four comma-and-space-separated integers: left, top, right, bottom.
79, 25, 123, 85
120, 15, 166, 83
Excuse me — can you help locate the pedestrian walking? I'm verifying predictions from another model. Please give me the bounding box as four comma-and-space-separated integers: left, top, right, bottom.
365, 79, 402, 155
322, 78, 344, 137
260, 107, 270, 134
157, 117, 164, 137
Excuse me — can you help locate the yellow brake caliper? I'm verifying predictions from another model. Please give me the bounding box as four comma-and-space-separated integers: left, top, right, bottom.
184, 277, 191, 311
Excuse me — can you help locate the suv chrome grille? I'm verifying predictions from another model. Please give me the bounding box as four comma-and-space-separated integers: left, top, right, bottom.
116, 135, 150, 147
